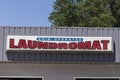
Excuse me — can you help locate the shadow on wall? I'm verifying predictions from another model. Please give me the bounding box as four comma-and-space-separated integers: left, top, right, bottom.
6, 50, 115, 63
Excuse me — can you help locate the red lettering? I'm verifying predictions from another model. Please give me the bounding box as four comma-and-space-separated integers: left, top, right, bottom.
69, 42, 77, 49
9, 39, 18, 48
101, 40, 109, 50
38, 42, 48, 49
92, 40, 101, 49
28, 40, 37, 49
58, 43, 67, 49
49, 43, 57, 49
78, 41, 91, 49
18, 39, 27, 48
9, 38, 110, 51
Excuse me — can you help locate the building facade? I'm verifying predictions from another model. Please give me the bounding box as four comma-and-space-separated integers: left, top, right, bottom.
0, 27, 120, 80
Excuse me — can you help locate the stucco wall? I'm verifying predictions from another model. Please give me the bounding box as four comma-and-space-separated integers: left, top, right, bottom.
0, 63, 120, 80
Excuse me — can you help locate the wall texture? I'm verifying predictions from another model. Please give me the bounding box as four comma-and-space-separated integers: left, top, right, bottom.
0, 27, 119, 62
0, 63, 120, 80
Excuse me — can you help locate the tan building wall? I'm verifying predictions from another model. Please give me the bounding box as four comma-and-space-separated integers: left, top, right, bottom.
0, 63, 120, 80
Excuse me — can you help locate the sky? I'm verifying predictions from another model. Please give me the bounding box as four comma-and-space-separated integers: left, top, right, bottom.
0, 0, 55, 27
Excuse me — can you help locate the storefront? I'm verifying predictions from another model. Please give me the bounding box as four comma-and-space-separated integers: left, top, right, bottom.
0, 27, 120, 80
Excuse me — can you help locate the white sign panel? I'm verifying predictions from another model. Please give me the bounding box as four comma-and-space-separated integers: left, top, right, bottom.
7, 36, 112, 51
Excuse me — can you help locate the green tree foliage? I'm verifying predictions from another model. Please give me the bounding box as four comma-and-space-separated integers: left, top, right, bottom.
107, 0, 120, 27
48, 0, 120, 27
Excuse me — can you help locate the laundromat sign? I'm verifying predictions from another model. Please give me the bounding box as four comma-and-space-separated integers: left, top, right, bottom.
7, 36, 112, 51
